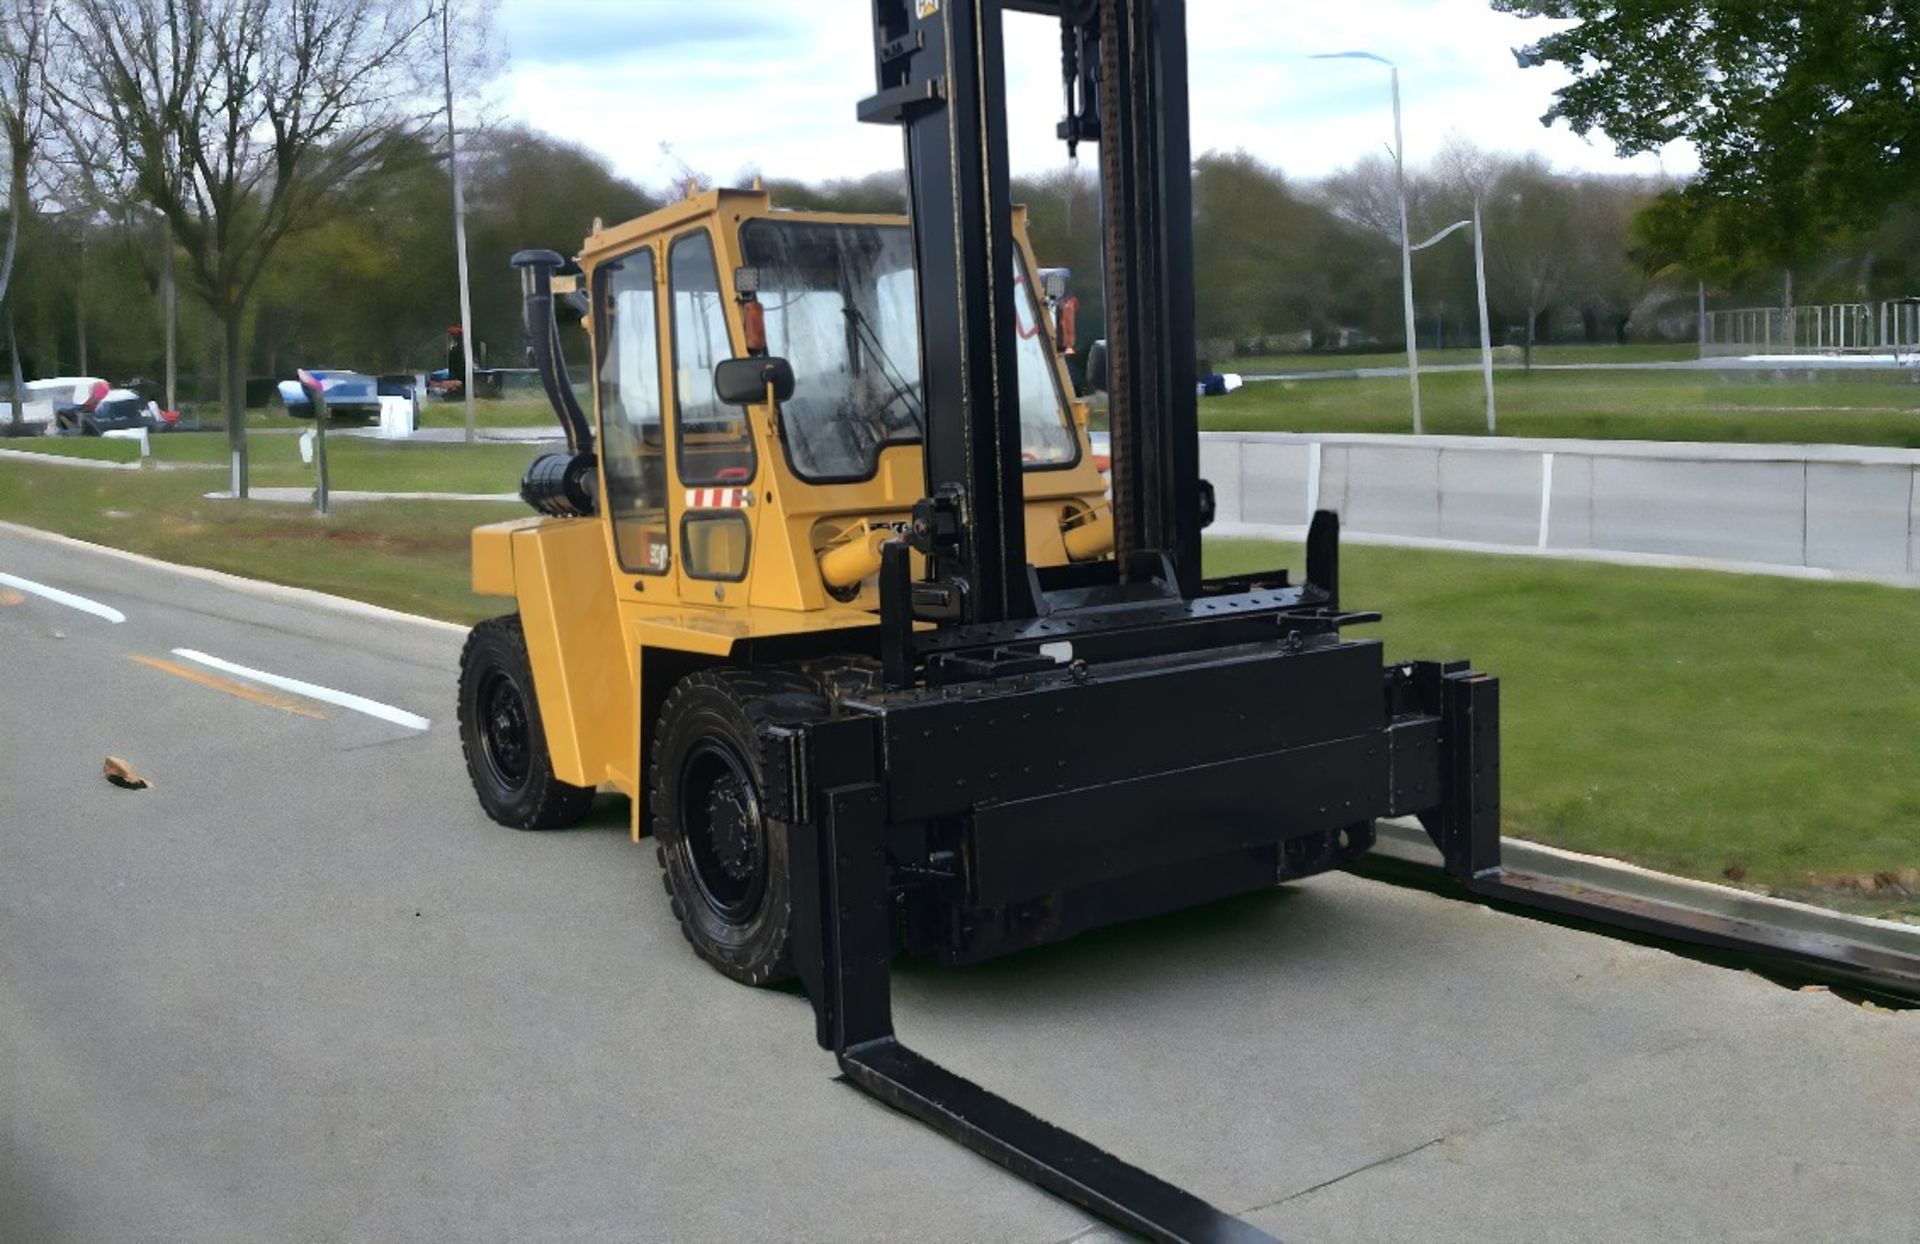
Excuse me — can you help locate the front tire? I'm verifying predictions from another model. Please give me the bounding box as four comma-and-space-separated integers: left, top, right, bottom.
650, 669, 823, 986
458, 615, 596, 830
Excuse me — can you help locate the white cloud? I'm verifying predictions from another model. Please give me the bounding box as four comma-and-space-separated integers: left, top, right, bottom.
497, 0, 1695, 189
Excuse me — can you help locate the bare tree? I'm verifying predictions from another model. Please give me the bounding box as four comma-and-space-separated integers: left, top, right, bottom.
55, 0, 448, 496
1318, 152, 1434, 245
1472, 156, 1580, 370
0, 0, 52, 430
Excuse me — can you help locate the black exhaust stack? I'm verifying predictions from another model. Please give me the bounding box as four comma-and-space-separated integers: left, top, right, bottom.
511, 249, 597, 517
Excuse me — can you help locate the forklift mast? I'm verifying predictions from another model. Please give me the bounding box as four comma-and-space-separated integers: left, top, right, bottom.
863, 0, 1202, 623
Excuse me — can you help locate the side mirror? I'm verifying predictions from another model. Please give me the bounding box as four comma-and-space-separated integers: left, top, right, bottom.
1085, 339, 1109, 393
714, 356, 795, 406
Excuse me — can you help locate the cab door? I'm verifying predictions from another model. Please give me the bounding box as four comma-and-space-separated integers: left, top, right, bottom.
594, 243, 675, 586
664, 228, 758, 604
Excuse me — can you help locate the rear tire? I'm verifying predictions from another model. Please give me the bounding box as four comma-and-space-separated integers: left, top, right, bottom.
650, 669, 824, 986
458, 615, 596, 830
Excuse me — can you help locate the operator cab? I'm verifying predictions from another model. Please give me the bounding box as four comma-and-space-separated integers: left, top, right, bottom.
559, 188, 1110, 613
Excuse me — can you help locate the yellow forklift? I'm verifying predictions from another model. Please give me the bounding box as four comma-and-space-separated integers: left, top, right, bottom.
458, 2, 1501, 1238
457, 5, 1920, 1237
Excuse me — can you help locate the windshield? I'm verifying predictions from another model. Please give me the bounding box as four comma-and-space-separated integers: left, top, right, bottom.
739, 218, 1079, 482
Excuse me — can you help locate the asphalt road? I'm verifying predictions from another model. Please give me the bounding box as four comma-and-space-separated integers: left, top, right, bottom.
2, 525, 1915, 1244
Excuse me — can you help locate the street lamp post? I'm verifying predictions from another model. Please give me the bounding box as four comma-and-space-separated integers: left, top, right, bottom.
161, 218, 176, 415
1409, 204, 1497, 433
1313, 51, 1421, 433
440, 0, 478, 446
1471, 196, 1495, 433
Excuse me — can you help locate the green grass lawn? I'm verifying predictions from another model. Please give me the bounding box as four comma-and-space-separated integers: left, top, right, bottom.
0, 459, 510, 623
1204, 366, 1920, 447
244, 397, 564, 429
1211, 538, 1920, 918
1, 428, 544, 493
413, 397, 568, 429
3, 446, 1913, 918
1233, 342, 1700, 373
230, 396, 564, 430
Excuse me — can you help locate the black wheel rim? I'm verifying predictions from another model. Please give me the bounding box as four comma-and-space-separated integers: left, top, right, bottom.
678, 739, 767, 924
477, 667, 532, 791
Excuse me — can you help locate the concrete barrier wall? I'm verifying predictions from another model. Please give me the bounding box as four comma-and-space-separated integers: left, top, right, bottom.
1204, 432, 1920, 582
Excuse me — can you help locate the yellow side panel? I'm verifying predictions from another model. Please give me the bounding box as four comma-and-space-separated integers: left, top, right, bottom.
507, 520, 636, 796
627, 602, 883, 657
472, 518, 544, 597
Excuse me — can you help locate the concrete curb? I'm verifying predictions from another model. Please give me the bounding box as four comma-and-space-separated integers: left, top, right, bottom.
0, 446, 140, 470
0, 519, 471, 637
1374, 818, 1920, 953
340, 427, 568, 445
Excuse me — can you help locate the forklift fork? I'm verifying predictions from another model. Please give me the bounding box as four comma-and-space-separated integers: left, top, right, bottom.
786, 783, 1277, 1244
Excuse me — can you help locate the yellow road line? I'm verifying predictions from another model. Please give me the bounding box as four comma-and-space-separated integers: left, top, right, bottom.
0, 588, 24, 606
127, 654, 326, 720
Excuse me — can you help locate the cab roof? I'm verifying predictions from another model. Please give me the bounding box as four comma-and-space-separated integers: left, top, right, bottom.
579, 188, 912, 267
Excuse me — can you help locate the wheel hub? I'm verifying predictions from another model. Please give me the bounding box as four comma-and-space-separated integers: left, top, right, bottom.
706, 779, 756, 881
478, 672, 531, 789
679, 740, 766, 922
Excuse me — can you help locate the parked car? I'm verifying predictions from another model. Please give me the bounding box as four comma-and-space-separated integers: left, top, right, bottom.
53, 382, 180, 435
376, 374, 418, 403
278, 369, 382, 419
15, 377, 105, 428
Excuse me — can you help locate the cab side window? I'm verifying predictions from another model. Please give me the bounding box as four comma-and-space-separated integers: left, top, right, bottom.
596, 249, 671, 574
669, 230, 756, 486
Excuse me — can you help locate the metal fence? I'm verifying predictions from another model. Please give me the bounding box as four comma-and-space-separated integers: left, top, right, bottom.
1704, 299, 1920, 357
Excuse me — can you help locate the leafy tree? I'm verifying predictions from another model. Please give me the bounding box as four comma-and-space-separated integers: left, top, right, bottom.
251, 136, 457, 375
1564, 173, 1665, 343
462, 125, 659, 366
1498, 0, 1920, 325
1193, 150, 1386, 357
1432, 141, 1665, 349
1483, 158, 1581, 366
761, 172, 906, 216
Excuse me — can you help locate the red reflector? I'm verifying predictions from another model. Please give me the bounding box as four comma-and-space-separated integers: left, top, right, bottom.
742, 300, 767, 355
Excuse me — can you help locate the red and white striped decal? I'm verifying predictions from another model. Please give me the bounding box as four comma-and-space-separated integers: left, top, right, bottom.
685, 487, 750, 509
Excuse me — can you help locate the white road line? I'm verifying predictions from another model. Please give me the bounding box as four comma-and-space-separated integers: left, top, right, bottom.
0, 571, 127, 623
171, 648, 431, 731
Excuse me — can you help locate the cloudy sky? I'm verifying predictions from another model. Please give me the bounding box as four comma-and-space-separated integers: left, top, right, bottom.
494, 1, 1695, 189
